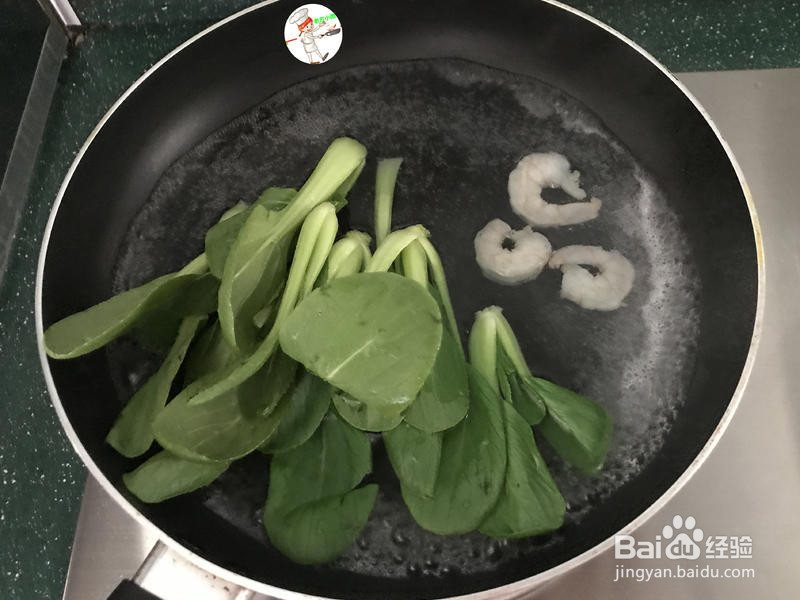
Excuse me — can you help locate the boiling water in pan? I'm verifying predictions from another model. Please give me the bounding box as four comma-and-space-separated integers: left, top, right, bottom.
111, 59, 700, 577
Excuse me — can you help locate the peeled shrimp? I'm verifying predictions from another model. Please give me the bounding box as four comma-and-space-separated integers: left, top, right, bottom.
508, 152, 601, 227
549, 245, 635, 311
474, 218, 552, 285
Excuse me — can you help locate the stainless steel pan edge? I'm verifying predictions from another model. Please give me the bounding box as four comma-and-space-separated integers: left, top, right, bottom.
33, 0, 765, 598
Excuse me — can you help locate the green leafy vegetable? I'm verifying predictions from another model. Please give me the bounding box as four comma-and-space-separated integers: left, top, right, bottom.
511, 375, 547, 425
496, 344, 545, 425
279, 272, 443, 419
158, 323, 298, 462
44, 137, 617, 564
469, 305, 611, 472
106, 315, 206, 458
123, 450, 229, 503
374, 158, 403, 245
204, 202, 251, 278
331, 389, 404, 432
384, 422, 441, 498
403, 326, 469, 432
531, 377, 613, 474
177, 202, 339, 407
266, 486, 378, 565
259, 370, 331, 454
205, 190, 296, 278
237, 350, 298, 418
183, 320, 233, 383
152, 387, 284, 463
154, 320, 285, 462
400, 366, 507, 535
215, 137, 365, 348
479, 401, 565, 538
44, 254, 211, 359
218, 204, 291, 352
263, 412, 376, 564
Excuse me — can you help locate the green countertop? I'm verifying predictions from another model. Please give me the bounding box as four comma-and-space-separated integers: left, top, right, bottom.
1, 1, 797, 598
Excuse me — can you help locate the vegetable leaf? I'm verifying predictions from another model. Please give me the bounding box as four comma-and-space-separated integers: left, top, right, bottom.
266, 411, 371, 505
264, 411, 376, 563
400, 366, 507, 535
264, 485, 378, 565
332, 389, 404, 432
205, 201, 256, 278
496, 345, 546, 425
404, 326, 469, 432
43, 256, 212, 359
279, 272, 442, 417
259, 370, 331, 454
178, 202, 338, 409
479, 401, 565, 538
512, 375, 547, 425
130, 272, 220, 353
183, 320, 234, 383
237, 350, 298, 418
123, 450, 229, 503
152, 387, 283, 463
106, 315, 206, 457
384, 422, 441, 498
218, 204, 291, 352
531, 377, 613, 474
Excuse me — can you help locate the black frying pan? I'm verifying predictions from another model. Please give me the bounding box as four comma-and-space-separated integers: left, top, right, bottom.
36, 1, 760, 598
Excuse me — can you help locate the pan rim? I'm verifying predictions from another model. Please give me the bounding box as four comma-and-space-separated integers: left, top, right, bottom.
34, 0, 765, 598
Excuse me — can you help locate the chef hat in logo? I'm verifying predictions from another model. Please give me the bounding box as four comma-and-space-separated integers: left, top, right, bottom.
289, 7, 313, 31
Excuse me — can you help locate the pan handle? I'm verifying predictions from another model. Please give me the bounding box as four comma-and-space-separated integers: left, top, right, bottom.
108, 580, 162, 600
106, 541, 275, 600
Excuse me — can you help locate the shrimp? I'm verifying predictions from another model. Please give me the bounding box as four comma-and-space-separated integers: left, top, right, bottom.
508, 152, 602, 227
474, 218, 552, 285
549, 245, 635, 311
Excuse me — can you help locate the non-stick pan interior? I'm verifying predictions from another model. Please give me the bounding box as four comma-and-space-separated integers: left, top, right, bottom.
41, 1, 757, 598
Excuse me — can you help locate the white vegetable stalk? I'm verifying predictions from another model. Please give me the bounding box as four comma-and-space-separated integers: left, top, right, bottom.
365, 225, 429, 273
326, 231, 372, 281
468, 308, 499, 391
274, 137, 366, 240
418, 237, 461, 354
374, 158, 403, 246
401, 240, 428, 287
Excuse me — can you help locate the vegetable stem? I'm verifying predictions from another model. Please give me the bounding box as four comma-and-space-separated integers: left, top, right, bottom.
365, 225, 429, 273
468, 308, 499, 392
224, 138, 365, 302
374, 158, 403, 245
326, 231, 372, 281
219, 201, 250, 221
276, 203, 337, 324
491, 308, 532, 377
299, 204, 339, 300
273, 138, 365, 242
401, 240, 428, 287
418, 237, 461, 354
178, 253, 209, 276
336, 157, 366, 199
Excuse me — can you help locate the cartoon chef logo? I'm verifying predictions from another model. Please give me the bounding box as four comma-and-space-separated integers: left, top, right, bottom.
284, 4, 342, 65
